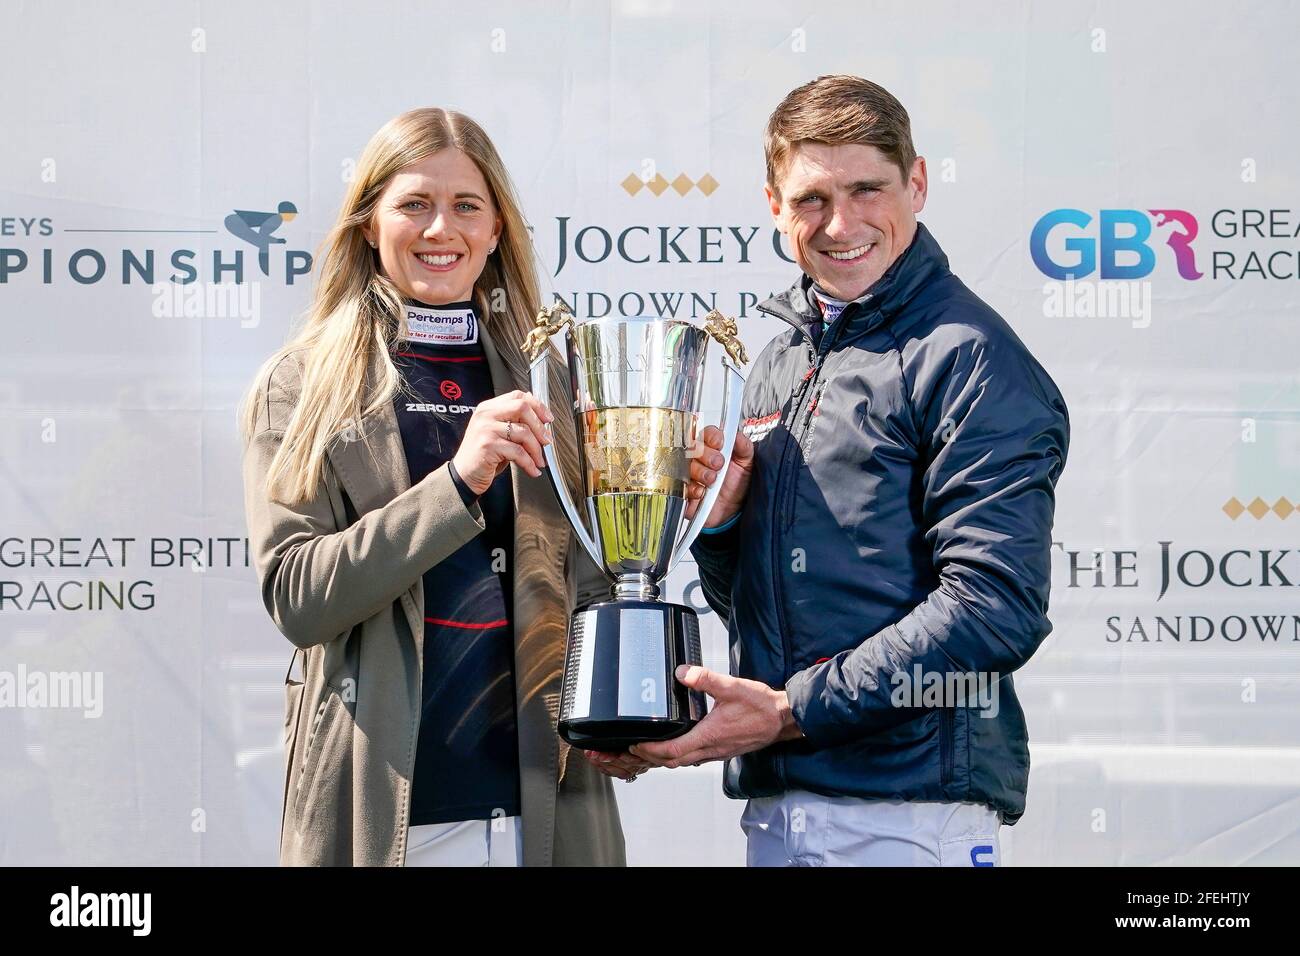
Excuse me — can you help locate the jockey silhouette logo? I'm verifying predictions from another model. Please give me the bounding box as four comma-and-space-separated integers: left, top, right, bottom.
223, 201, 299, 277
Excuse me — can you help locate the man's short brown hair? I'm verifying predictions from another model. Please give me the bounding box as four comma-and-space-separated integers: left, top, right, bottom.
764, 75, 917, 195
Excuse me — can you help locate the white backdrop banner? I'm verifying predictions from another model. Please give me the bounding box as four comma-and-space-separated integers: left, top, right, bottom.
1, 0, 1298, 865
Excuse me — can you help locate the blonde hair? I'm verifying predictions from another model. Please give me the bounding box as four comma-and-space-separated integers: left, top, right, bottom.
239, 108, 580, 506
764, 75, 917, 196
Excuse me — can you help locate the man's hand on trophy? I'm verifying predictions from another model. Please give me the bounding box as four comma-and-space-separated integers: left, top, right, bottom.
684, 425, 754, 527
451, 389, 554, 494
579, 749, 655, 782
628, 665, 804, 769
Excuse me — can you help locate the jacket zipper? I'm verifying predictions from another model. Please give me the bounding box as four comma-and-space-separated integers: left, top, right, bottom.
757, 302, 864, 682
785, 377, 831, 534
758, 308, 818, 684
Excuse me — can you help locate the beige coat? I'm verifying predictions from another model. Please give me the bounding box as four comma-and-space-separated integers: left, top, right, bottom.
241, 321, 625, 866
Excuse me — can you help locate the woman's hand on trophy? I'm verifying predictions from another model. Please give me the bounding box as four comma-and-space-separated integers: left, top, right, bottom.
580, 749, 654, 782
452, 389, 554, 494
685, 424, 754, 527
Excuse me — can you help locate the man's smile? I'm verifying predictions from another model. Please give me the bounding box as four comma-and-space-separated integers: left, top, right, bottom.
821, 242, 875, 264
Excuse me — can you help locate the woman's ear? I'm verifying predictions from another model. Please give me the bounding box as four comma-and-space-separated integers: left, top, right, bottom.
491, 215, 503, 253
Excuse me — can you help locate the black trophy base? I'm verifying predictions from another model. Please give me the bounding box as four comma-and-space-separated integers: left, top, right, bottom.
559, 718, 691, 753
557, 599, 707, 752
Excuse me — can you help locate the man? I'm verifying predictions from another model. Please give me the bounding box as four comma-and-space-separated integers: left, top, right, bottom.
626, 75, 1070, 866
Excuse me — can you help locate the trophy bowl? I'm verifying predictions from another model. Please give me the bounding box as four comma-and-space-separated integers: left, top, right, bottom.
525, 306, 747, 751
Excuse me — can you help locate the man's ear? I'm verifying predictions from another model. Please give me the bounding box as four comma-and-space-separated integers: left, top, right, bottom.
765, 182, 786, 233
909, 156, 928, 215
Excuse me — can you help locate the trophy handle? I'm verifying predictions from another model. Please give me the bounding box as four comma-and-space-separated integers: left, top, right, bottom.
528, 351, 606, 573
667, 354, 746, 576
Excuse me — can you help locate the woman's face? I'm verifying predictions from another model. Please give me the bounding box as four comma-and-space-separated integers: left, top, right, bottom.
363, 148, 502, 305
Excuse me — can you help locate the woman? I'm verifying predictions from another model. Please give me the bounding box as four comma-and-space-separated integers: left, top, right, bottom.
239, 108, 640, 866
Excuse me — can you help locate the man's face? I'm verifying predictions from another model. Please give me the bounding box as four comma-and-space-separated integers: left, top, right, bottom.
766, 142, 927, 301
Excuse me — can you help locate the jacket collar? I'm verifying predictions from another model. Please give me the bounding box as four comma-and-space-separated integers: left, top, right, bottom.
758, 220, 950, 346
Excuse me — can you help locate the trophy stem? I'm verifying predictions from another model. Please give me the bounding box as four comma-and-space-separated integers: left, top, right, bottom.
612, 573, 660, 602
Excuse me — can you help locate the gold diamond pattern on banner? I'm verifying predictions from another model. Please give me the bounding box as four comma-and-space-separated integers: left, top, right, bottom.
1221, 496, 1300, 519
620, 172, 718, 196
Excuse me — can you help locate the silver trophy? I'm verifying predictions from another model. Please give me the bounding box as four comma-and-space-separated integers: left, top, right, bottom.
523, 304, 748, 750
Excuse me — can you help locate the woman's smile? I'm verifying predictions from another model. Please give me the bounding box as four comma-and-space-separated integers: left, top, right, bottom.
413, 250, 464, 272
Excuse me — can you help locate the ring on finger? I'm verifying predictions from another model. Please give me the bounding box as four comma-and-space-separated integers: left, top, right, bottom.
505, 420, 514, 442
